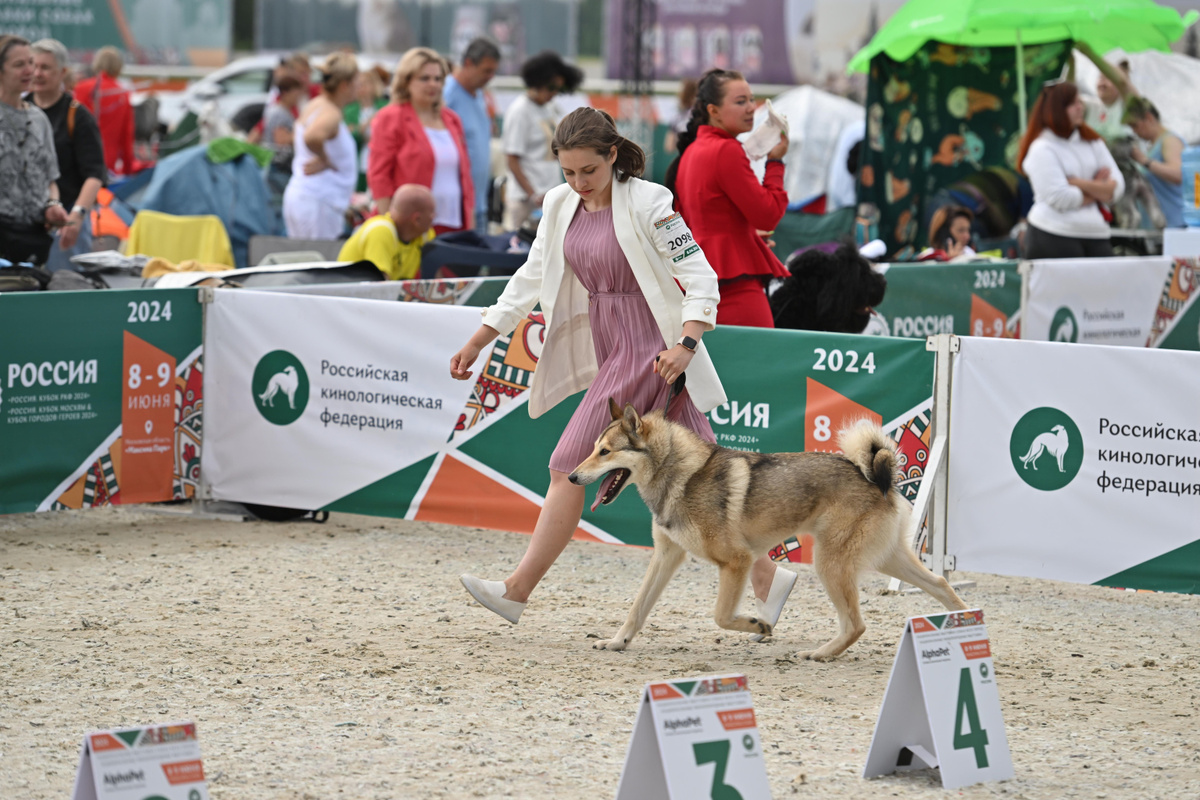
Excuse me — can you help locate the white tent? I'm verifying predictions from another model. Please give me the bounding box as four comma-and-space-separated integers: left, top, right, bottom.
749, 85, 864, 207
1075, 48, 1200, 144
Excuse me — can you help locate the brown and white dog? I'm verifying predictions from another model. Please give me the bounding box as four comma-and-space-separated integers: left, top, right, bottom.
570, 400, 967, 660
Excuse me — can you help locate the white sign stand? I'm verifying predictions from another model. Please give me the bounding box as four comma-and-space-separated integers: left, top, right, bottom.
615, 674, 771, 800
864, 610, 1013, 790
70, 721, 209, 800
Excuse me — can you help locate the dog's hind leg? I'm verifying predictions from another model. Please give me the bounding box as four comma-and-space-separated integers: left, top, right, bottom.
596, 528, 687, 652
878, 542, 968, 612
799, 553, 866, 661
712, 554, 772, 637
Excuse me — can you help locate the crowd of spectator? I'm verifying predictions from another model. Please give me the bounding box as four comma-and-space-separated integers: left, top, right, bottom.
2, 33, 1190, 276
0, 33, 589, 278
248, 40, 586, 280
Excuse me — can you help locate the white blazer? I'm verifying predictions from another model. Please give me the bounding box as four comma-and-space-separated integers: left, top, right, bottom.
481, 176, 728, 419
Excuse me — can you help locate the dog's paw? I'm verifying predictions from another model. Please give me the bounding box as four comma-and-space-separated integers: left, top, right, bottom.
751, 617, 773, 637
797, 648, 837, 662
594, 636, 630, 651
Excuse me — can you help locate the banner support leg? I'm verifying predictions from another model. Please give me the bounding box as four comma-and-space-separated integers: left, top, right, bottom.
927, 334, 956, 580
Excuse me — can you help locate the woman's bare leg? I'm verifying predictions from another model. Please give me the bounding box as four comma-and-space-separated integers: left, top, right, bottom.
503, 469, 586, 603
500, 471, 780, 604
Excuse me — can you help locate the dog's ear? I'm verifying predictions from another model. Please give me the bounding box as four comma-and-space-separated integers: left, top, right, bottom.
608, 397, 622, 421
622, 402, 642, 433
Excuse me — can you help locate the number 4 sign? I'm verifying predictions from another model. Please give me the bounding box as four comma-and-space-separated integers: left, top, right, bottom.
615, 674, 771, 800
863, 609, 1013, 790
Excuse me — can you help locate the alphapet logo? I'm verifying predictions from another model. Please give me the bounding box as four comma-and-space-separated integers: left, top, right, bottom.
1009, 407, 1083, 491
252, 351, 309, 425
102, 769, 146, 788
1050, 307, 1079, 343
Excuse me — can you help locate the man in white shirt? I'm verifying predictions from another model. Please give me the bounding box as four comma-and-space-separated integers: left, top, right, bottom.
502, 51, 583, 230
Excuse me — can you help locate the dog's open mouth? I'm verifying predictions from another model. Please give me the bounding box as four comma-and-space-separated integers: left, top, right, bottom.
590, 468, 631, 512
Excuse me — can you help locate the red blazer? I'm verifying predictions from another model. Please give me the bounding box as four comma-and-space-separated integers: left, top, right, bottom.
74, 74, 135, 175
368, 102, 474, 231
675, 125, 789, 282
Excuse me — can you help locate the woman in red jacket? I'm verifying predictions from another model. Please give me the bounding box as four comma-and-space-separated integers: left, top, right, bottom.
368, 47, 473, 234
668, 69, 789, 327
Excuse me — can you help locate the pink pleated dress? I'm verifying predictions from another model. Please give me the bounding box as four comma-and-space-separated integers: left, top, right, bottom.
548, 203, 716, 475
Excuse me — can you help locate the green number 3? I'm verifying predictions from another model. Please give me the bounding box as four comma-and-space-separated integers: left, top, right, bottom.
692, 740, 744, 800
953, 666, 990, 768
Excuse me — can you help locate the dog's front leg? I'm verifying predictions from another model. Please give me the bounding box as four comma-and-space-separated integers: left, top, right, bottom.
713, 555, 772, 637
596, 527, 686, 651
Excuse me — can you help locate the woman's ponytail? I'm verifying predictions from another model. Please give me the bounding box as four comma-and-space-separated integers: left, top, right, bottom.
553, 107, 646, 182
664, 68, 743, 200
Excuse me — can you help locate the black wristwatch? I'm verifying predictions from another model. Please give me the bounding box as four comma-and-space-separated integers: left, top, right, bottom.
676, 336, 697, 352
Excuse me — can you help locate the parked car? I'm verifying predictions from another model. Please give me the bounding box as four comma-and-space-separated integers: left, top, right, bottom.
154, 54, 284, 131
155, 53, 398, 133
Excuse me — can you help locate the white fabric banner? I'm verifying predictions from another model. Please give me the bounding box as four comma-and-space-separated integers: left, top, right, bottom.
1022, 257, 1171, 346
202, 290, 481, 508
946, 337, 1200, 585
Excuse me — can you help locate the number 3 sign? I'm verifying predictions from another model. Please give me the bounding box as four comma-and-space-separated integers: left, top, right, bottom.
615, 674, 771, 800
863, 610, 1014, 790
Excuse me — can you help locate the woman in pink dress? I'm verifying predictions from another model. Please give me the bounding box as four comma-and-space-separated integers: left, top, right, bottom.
449, 107, 797, 633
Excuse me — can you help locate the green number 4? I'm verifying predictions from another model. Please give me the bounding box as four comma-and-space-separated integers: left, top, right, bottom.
953, 666, 990, 768
692, 740, 744, 800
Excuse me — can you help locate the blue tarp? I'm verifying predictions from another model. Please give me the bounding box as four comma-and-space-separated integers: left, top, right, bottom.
136, 145, 276, 269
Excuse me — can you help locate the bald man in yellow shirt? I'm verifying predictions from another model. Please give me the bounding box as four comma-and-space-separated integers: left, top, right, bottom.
339, 184, 436, 280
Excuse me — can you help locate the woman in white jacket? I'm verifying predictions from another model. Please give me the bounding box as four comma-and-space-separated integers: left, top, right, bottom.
450, 108, 797, 631
1018, 80, 1124, 259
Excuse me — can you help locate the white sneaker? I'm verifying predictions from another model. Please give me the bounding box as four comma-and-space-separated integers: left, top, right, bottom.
750, 566, 798, 642
460, 574, 526, 624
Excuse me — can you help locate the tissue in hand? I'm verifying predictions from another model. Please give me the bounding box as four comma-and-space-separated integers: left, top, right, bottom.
741, 99, 789, 161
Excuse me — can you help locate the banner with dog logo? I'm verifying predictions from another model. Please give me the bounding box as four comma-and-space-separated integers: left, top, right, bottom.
946, 336, 1200, 593
873, 261, 1021, 339
616, 674, 771, 800
201, 290, 481, 509
199, 287, 935, 553
0, 289, 204, 514
1020, 256, 1174, 347
70, 721, 208, 800
864, 610, 1012, 790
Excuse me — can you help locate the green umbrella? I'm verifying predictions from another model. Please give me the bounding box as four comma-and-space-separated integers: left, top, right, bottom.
847, 0, 1198, 130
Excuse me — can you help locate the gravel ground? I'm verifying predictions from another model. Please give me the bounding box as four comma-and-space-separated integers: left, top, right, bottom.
1, 506, 1198, 799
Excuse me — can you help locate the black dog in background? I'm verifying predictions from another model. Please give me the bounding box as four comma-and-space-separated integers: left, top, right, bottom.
769, 243, 887, 333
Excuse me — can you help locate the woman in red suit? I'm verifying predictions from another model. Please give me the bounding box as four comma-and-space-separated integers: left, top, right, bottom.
368, 47, 473, 234
668, 69, 789, 327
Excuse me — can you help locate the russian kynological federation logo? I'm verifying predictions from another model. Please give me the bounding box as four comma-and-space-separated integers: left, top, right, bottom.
252, 350, 308, 425
1009, 407, 1083, 491
1050, 306, 1078, 343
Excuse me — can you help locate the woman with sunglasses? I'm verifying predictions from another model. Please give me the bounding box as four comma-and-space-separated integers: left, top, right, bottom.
0, 35, 69, 265
1017, 80, 1123, 259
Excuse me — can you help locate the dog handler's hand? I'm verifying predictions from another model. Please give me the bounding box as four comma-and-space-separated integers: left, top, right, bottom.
450, 344, 481, 380
655, 345, 694, 385
451, 324, 502, 381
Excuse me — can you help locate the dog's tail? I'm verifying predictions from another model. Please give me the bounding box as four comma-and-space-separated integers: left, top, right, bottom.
838, 420, 898, 497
